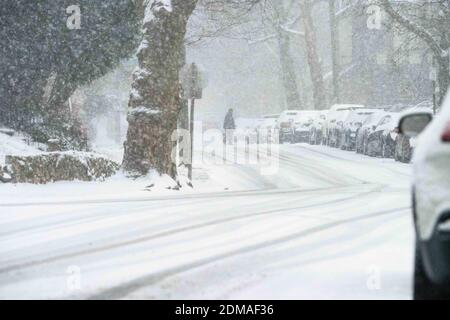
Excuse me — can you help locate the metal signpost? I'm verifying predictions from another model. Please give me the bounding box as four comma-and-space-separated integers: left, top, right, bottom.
181, 63, 203, 180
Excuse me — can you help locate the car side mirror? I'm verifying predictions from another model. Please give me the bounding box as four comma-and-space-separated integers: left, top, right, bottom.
399, 113, 433, 138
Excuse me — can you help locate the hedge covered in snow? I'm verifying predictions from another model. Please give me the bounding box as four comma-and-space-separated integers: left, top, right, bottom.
1, 152, 119, 184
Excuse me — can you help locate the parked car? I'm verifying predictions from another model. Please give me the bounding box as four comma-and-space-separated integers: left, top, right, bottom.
309, 111, 328, 145
328, 109, 350, 148
340, 109, 377, 151
365, 112, 397, 157
355, 111, 386, 154
293, 111, 319, 143
394, 134, 413, 163
395, 107, 434, 163
399, 95, 449, 300
277, 110, 302, 143
324, 104, 365, 147
256, 114, 279, 144
379, 113, 401, 158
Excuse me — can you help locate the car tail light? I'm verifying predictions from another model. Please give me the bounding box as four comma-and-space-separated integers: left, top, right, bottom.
442, 121, 450, 142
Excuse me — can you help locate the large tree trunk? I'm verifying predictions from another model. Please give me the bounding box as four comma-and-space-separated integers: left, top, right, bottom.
328, 0, 341, 104
277, 32, 303, 110
46, 74, 77, 116
272, 0, 302, 110
178, 45, 189, 131
122, 0, 198, 178
300, 0, 326, 110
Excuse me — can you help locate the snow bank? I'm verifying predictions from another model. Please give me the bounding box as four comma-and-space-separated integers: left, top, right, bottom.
0, 131, 42, 165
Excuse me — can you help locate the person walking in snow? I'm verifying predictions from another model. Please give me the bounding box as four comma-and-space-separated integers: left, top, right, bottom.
223, 108, 236, 145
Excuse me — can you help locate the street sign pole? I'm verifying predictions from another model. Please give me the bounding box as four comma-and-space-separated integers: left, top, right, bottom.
180, 62, 204, 182
188, 98, 195, 180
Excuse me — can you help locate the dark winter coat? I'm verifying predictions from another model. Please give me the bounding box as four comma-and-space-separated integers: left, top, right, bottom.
223, 111, 236, 130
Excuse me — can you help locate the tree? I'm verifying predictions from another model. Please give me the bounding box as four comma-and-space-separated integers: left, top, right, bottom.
273, 1, 303, 110
328, 0, 341, 104
378, 0, 449, 105
0, 0, 140, 147
122, 0, 198, 178
239, 0, 327, 110
300, 0, 326, 110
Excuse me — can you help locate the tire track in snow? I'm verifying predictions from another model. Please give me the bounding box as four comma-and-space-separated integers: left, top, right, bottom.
278, 153, 369, 186
0, 188, 379, 274
0, 185, 350, 208
86, 206, 409, 300
290, 145, 411, 178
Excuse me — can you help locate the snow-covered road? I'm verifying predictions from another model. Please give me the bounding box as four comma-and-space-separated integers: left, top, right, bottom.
0, 144, 414, 299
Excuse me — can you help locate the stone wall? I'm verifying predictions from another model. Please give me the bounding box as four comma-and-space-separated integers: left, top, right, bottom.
1, 152, 119, 184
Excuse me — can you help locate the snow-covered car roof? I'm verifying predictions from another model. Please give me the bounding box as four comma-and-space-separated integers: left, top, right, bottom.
335, 109, 351, 123
329, 104, 365, 112
295, 110, 320, 118
344, 109, 377, 125
279, 110, 303, 122
373, 112, 402, 131
258, 114, 279, 128
361, 110, 388, 127
294, 111, 321, 124
327, 105, 365, 122
261, 114, 279, 119
280, 110, 302, 115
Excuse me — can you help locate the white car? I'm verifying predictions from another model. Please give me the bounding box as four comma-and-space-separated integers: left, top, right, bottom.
277, 110, 302, 144
399, 93, 450, 299
293, 111, 320, 143
257, 114, 279, 131
340, 109, 378, 151
309, 111, 328, 145
256, 114, 279, 144
324, 104, 365, 147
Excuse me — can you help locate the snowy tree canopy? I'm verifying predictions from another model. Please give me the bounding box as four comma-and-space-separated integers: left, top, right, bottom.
0, 0, 140, 146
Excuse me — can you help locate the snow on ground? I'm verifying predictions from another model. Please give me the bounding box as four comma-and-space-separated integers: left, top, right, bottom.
0, 139, 415, 300
0, 131, 43, 165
